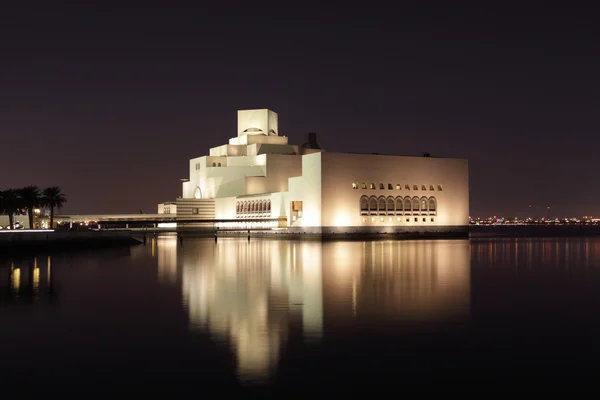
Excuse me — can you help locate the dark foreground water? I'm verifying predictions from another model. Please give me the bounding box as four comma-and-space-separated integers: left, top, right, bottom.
2, 235, 600, 392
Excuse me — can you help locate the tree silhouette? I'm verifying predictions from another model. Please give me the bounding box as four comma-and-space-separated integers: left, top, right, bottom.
0, 189, 20, 229
17, 186, 42, 229
43, 186, 67, 229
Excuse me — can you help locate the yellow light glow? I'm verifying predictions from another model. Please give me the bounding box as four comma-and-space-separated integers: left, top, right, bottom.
333, 211, 352, 227
33, 267, 40, 289
11, 268, 20, 290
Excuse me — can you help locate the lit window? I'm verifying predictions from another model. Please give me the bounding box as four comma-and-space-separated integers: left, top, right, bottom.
389, 217, 392, 222
352, 183, 358, 189
421, 185, 427, 190
370, 183, 376, 190
397, 217, 401, 221
429, 197, 437, 212
380, 217, 384, 222
413, 185, 418, 190
361, 183, 367, 189
396, 184, 401, 190
379, 183, 384, 190
371, 217, 375, 222
388, 183, 393, 190
360, 196, 369, 215
438, 185, 443, 191
362, 217, 366, 222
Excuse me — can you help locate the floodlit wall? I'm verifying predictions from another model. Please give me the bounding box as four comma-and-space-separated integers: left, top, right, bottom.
245, 154, 302, 196
319, 152, 469, 231
287, 152, 323, 228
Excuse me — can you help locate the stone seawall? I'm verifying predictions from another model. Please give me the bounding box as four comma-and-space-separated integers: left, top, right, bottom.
212, 225, 469, 241
0, 231, 143, 252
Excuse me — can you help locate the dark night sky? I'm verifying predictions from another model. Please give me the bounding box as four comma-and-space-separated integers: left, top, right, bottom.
1, 3, 599, 217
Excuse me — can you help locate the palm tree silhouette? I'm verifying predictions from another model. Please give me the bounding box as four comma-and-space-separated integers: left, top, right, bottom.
18, 186, 42, 229
43, 187, 67, 229
0, 189, 20, 229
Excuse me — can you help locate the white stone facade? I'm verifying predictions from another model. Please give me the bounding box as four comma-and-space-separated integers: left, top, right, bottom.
177, 109, 469, 234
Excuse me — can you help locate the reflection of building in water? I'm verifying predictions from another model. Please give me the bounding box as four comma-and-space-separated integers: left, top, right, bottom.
170, 237, 470, 384
179, 239, 322, 383
323, 240, 471, 328
155, 235, 178, 285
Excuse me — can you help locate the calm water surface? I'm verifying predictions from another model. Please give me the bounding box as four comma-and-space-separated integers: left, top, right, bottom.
2, 236, 600, 392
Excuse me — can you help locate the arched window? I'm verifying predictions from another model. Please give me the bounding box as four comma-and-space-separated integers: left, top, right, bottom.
386, 196, 395, 214
404, 197, 412, 213
369, 196, 378, 215
428, 197, 437, 214
378, 196, 386, 215
369, 183, 376, 190
218, 162, 221, 167
267, 200, 271, 212
379, 183, 384, 190
395, 197, 403, 213
236, 202, 241, 214
420, 197, 428, 213
212, 162, 216, 167
412, 197, 420, 212
243, 202, 248, 213
194, 187, 202, 199
360, 196, 369, 215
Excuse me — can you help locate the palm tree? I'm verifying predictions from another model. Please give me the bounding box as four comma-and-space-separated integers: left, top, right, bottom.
18, 186, 42, 229
43, 186, 67, 229
0, 189, 20, 229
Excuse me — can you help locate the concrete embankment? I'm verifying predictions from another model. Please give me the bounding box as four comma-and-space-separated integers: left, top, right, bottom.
210, 229, 469, 241
0, 231, 143, 253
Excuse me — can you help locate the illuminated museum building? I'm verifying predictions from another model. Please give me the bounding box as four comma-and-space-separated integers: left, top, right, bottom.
176, 109, 469, 234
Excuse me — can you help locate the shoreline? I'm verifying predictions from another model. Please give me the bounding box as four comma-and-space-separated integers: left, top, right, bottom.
0, 231, 143, 254
1, 225, 599, 255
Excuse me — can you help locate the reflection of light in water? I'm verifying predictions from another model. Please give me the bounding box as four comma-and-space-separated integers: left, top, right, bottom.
179, 239, 323, 385
323, 240, 471, 326
157, 235, 177, 285
47, 256, 51, 286
175, 237, 470, 385
11, 267, 20, 290
33, 261, 40, 290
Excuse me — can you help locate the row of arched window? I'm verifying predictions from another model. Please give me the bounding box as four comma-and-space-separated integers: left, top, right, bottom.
236, 200, 271, 215
360, 196, 437, 215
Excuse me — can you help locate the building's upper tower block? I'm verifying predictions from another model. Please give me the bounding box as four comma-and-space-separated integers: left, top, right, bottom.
237, 109, 278, 137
